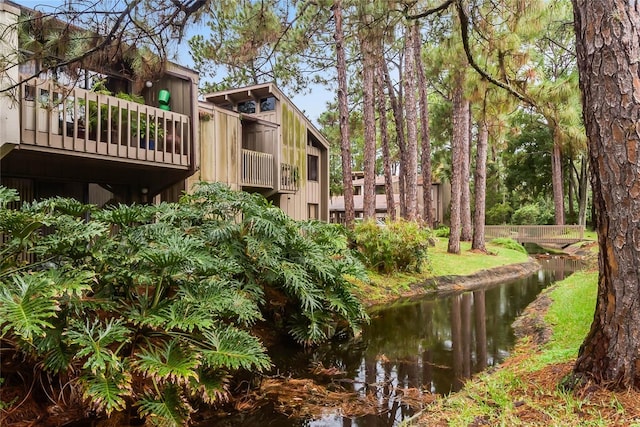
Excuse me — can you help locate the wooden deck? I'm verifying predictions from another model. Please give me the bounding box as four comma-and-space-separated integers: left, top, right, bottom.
19, 78, 192, 169
485, 225, 585, 246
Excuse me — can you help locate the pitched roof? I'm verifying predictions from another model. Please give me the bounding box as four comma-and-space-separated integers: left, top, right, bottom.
329, 194, 400, 212
204, 83, 329, 150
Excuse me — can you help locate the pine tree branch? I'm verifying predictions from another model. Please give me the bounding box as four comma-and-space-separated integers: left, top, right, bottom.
454, 0, 535, 106
404, 0, 454, 20
1, 0, 143, 94
1, 0, 214, 95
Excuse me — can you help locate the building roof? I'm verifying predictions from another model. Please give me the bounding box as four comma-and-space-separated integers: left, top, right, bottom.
204, 83, 277, 105
204, 82, 329, 150
329, 194, 400, 213
352, 175, 398, 186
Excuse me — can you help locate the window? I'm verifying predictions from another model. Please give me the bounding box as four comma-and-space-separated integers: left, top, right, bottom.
353, 185, 362, 195
307, 154, 319, 181
260, 96, 276, 112
237, 100, 256, 114
308, 203, 319, 219
375, 185, 385, 195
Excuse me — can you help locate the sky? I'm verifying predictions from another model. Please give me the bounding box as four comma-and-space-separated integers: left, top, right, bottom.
179, 18, 334, 126
18, 0, 334, 127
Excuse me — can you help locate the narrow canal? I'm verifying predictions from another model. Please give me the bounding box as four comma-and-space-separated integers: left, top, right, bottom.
203, 257, 583, 427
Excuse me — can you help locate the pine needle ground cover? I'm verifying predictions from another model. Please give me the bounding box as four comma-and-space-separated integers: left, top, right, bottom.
405, 267, 640, 426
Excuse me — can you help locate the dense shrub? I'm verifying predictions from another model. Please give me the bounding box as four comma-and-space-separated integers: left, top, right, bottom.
0, 183, 368, 425
511, 199, 555, 225
535, 198, 556, 224
511, 203, 540, 225
486, 202, 513, 225
353, 219, 431, 274
490, 237, 528, 254
434, 225, 450, 238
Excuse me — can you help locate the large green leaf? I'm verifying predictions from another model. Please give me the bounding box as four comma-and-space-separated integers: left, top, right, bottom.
93, 203, 154, 226
137, 385, 191, 427
0, 186, 19, 207
199, 327, 271, 371
287, 311, 331, 345
134, 339, 200, 385
189, 369, 230, 404
65, 318, 130, 374
81, 369, 132, 416
0, 273, 59, 342
280, 261, 323, 311
35, 327, 73, 373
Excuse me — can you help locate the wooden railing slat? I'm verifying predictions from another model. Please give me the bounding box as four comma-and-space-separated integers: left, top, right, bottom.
241, 149, 273, 188
484, 225, 585, 244
19, 77, 191, 169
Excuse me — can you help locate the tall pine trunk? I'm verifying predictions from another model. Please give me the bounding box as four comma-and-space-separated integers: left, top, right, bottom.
448, 72, 467, 254
376, 62, 396, 220
360, 32, 377, 219
403, 22, 419, 220
460, 103, 472, 241
414, 20, 433, 227
382, 58, 407, 218
572, 0, 640, 388
472, 116, 488, 251
577, 156, 588, 227
550, 125, 565, 225
333, 0, 354, 226
568, 158, 577, 221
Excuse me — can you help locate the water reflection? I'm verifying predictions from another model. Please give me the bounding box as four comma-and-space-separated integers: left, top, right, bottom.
204, 259, 580, 427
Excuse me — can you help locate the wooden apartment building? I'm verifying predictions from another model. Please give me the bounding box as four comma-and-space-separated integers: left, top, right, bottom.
192, 84, 330, 221
0, 1, 329, 221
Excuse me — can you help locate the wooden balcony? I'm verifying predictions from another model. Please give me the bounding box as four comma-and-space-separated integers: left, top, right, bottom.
280, 163, 300, 192
241, 149, 273, 188
19, 78, 192, 169
240, 151, 301, 193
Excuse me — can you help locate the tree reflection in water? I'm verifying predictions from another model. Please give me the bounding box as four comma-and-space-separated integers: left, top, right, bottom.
205, 257, 582, 427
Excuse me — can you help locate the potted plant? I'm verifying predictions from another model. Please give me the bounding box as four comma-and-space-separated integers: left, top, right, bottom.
82, 80, 148, 144
131, 110, 165, 150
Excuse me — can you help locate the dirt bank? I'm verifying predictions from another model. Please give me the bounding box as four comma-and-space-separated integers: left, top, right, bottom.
425, 260, 542, 295
363, 260, 542, 307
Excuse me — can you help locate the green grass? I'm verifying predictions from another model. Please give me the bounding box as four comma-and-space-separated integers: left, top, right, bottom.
428, 237, 530, 277
357, 237, 531, 305
537, 270, 598, 366
583, 229, 597, 241
403, 269, 612, 427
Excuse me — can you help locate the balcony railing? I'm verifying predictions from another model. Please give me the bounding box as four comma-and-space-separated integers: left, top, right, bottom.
241, 149, 273, 188
19, 78, 191, 168
281, 163, 299, 192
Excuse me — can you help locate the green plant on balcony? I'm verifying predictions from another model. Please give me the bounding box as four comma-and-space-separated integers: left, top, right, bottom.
82, 80, 150, 144
132, 110, 165, 149
83, 80, 111, 140
67, 79, 167, 149
114, 91, 165, 149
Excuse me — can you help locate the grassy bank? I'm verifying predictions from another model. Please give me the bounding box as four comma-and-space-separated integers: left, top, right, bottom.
429, 238, 529, 276
356, 237, 531, 304
404, 266, 640, 426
